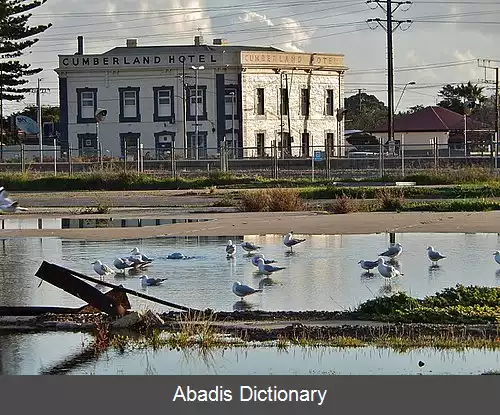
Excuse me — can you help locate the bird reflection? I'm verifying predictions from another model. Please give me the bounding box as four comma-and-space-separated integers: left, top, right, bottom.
93, 282, 107, 291
378, 282, 400, 296
233, 300, 253, 311
285, 251, 298, 258
360, 271, 377, 279
127, 267, 143, 276
495, 269, 500, 280
258, 277, 275, 289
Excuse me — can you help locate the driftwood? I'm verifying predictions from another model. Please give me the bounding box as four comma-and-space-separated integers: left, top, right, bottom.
36, 261, 200, 314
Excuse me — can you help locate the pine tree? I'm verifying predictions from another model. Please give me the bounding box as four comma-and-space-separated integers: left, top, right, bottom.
0, 0, 52, 102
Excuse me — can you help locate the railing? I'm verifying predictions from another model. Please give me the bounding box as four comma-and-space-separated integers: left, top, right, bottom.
0, 142, 499, 179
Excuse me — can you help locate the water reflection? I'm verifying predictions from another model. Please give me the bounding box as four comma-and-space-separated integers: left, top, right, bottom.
2, 332, 500, 375
0, 217, 211, 230
233, 300, 253, 311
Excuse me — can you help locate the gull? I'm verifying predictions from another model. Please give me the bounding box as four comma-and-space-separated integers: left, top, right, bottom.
377, 257, 403, 279
130, 247, 154, 263
232, 281, 262, 299
127, 253, 150, 268
0, 187, 28, 212
494, 251, 500, 265
427, 246, 446, 264
379, 242, 403, 259
241, 241, 261, 252
251, 253, 277, 267
358, 259, 378, 273
139, 275, 167, 287
226, 240, 236, 258
92, 260, 115, 280
113, 257, 135, 273
283, 230, 306, 252
255, 257, 286, 275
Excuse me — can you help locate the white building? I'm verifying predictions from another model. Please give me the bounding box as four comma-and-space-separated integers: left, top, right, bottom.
55, 36, 348, 160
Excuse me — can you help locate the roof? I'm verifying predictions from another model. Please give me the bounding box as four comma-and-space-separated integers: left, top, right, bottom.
369, 106, 490, 133
103, 44, 283, 55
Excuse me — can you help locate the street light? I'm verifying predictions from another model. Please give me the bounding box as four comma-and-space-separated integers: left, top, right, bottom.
395, 81, 416, 113
230, 91, 235, 159
95, 108, 107, 169
191, 65, 205, 160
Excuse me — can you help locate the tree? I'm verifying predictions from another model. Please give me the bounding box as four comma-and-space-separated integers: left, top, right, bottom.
345, 92, 388, 130
18, 104, 59, 123
0, 0, 52, 102
436, 81, 486, 114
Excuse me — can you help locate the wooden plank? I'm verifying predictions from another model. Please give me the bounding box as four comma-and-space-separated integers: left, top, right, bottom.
35, 261, 121, 317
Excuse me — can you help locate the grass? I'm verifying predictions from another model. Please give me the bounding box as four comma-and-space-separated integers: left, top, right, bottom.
352, 284, 500, 324
1, 167, 500, 192
238, 188, 307, 212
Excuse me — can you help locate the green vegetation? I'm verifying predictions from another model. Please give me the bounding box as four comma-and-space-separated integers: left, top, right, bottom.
238, 188, 306, 212
353, 284, 500, 324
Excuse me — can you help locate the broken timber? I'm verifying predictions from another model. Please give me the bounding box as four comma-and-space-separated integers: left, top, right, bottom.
35, 261, 200, 315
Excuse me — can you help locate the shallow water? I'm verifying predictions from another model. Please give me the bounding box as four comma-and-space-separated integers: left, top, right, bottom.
1, 332, 500, 375
0, 217, 211, 230
1, 232, 500, 311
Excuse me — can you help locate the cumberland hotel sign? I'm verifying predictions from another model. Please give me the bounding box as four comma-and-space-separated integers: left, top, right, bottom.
59, 53, 219, 69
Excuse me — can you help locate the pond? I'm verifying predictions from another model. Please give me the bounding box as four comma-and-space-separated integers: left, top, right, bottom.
1, 332, 499, 375
1, 232, 500, 312
0, 217, 212, 230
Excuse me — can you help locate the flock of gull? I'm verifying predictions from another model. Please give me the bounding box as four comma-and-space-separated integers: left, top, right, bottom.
0, 186, 27, 212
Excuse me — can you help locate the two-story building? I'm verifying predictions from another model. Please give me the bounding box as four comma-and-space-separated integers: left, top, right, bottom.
55, 36, 348, 160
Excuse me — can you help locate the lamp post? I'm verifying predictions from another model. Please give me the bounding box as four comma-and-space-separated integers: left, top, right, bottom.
191, 65, 205, 160
395, 81, 415, 113
95, 108, 107, 169
230, 91, 235, 159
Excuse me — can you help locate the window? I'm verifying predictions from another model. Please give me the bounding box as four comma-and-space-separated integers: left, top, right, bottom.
256, 88, 265, 115
187, 131, 208, 159
326, 132, 335, 157
301, 132, 310, 156
279, 132, 291, 156
120, 132, 140, 159
77, 133, 97, 157
154, 131, 176, 160
187, 86, 207, 121
280, 88, 289, 116
225, 89, 237, 117
301, 89, 310, 116
153, 87, 174, 122
326, 89, 334, 116
119, 87, 141, 122
76, 88, 97, 123
256, 132, 265, 156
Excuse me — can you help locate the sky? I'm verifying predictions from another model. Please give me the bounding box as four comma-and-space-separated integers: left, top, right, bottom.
5, 0, 500, 115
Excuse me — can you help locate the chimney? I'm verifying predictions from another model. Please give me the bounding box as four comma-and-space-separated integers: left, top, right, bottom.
126, 38, 138, 48
77, 36, 84, 55
194, 35, 204, 46
213, 38, 225, 45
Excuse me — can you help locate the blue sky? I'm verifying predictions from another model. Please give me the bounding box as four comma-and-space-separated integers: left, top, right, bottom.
6, 0, 500, 115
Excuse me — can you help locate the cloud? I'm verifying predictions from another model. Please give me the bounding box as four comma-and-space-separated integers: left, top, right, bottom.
238, 11, 274, 27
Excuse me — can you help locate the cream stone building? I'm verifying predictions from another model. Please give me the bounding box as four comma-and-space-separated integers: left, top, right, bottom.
55, 36, 348, 160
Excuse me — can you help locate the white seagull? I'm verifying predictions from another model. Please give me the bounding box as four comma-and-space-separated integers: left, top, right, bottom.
494, 251, 500, 265
427, 246, 446, 264
283, 231, 306, 252
226, 240, 236, 258
377, 257, 403, 279
241, 241, 261, 252
379, 242, 403, 259
139, 275, 167, 287
92, 260, 115, 279
251, 253, 277, 267
256, 257, 286, 275
130, 247, 154, 262
358, 259, 379, 273
0, 187, 28, 212
232, 281, 263, 299
113, 257, 135, 272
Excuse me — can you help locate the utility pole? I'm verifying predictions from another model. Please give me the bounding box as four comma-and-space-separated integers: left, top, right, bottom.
191, 65, 204, 160
29, 79, 50, 162
478, 58, 500, 169
367, 0, 412, 176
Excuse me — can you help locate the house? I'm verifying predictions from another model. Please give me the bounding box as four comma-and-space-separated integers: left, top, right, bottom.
55, 35, 348, 160
368, 106, 493, 156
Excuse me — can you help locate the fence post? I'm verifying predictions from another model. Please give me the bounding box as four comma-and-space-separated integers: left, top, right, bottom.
21, 144, 25, 173
171, 148, 176, 179
68, 147, 73, 176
